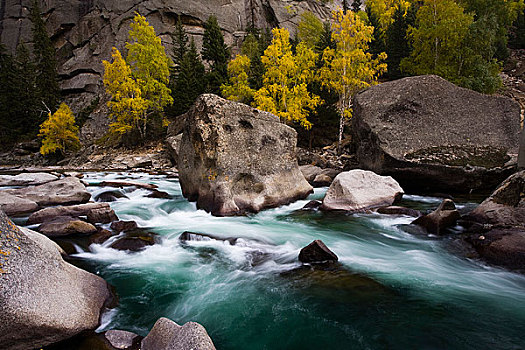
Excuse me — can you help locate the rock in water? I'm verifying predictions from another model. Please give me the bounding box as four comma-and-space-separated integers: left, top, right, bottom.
0, 172, 58, 186
38, 216, 97, 237
0, 211, 113, 350
5, 177, 91, 206
299, 240, 339, 263
352, 75, 521, 193
412, 199, 461, 235
27, 202, 113, 224
466, 228, 525, 270
321, 170, 404, 212
466, 170, 525, 226
141, 317, 216, 350
178, 94, 313, 216
0, 192, 38, 216
104, 329, 141, 350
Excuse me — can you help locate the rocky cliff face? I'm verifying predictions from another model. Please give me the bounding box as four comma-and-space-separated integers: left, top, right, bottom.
0, 0, 338, 142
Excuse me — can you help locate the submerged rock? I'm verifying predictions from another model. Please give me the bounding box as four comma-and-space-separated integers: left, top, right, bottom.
147, 189, 171, 199
38, 216, 97, 237
321, 170, 404, 212
5, 177, 91, 206
0, 172, 58, 186
141, 317, 216, 350
179, 231, 238, 245
0, 211, 113, 350
90, 229, 115, 245
412, 199, 460, 235
352, 75, 521, 193
97, 181, 157, 190
299, 240, 338, 263
178, 94, 313, 216
377, 206, 422, 217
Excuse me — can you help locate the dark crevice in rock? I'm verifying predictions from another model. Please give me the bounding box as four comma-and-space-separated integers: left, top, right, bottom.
59, 68, 101, 80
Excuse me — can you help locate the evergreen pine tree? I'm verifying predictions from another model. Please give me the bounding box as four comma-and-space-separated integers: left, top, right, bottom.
14, 44, 40, 134
202, 16, 230, 95
30, 0, 60, 112
241, 33, 264, 90
509, 6, 525, 49
171, 16, 188, 71
0, 45, 16, 145
385, 6, 410, 79
366, 6, 386, 57
352, 0, 362, 12
171, 39, 205, 116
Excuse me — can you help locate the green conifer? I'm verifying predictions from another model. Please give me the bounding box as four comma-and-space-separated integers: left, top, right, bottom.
29, 0, 60, 112
385, 6, 410, 79
202, 16, 230, 95
171, 39, 205, 116
352, 0, 362, 13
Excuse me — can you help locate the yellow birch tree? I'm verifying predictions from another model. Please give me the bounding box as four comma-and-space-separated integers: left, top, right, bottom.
103, 13, 172, 141
320, 9, 387, 152
39, 102, 80, 155
221, 54, 255, 103
253, 28, 320, 129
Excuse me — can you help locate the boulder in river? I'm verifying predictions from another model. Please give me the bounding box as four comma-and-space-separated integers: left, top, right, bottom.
466, 170, 525, 227
28, 202, 112, 224
412, 199, 461, 235
5, 177, 91, 206
321, 170, 404, 212
38, 216, 97, 237
87, 206, 119, 224
178, 94, 313, 216
466, 228, 525, 270
94, 189, 128, 202
299, 240, 339, 263
110, 231, 158, 252
110, 220, 138, 233
0, 172, 58, 186
141, 317, 216, 350
352, 75, 521, 193
104, 329, 142, 350
0, 192, 38, 215
0, 211, 113, 350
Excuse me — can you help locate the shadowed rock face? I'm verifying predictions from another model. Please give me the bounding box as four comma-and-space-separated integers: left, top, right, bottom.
178, 94, 313, 216
352, 75, 521, 193
0, 0, 335, 142
0, 211, 113, 350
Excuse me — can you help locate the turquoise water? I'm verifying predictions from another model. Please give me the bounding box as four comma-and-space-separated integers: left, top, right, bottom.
75, 172, 525, 350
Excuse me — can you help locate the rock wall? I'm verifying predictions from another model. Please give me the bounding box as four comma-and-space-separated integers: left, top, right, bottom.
0, 0, 339, 142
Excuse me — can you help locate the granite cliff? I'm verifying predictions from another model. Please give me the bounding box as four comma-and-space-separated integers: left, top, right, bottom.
0, 0, 338, 141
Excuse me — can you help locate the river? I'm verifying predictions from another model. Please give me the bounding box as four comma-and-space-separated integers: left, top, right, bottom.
65, 172, 525, 349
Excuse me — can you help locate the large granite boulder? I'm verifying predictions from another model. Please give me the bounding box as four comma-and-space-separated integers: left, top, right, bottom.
0, 211, 113, 350
352, 75, 521, 193
321, 170, 404, 212
178, 94, 313, 216
38, 216, 97, 237
5, 177, 91, 206
141, 317, 216, 350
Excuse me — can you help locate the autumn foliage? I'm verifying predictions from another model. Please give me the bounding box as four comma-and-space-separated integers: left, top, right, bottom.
39, 103, 80, 155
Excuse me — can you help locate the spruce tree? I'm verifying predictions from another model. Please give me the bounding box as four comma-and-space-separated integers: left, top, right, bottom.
366, 6, 386, 57
14, 44, 40, 134
171, 39, 205, 116
202, 16, 230, 95
241, 33, 264, 90
30, 0, 60, 112
385, 6, 410, 79
352, 0, 362, 12
0, 46, 16, 145
171, 16, 188, 71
